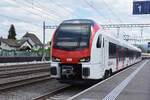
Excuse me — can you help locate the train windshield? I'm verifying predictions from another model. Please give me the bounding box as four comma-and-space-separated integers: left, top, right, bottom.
53, 23, 91, 51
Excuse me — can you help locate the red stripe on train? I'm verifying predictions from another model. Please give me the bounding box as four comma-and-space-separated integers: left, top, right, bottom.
89, 24, 99, 54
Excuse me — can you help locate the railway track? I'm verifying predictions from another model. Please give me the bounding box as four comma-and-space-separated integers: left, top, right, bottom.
0, 63, 50, 72
33, 85, 71, 100
32, 85, 91, 100
0, 66, 50, 78
0, 75, 50, 91
0, 63, 51, 91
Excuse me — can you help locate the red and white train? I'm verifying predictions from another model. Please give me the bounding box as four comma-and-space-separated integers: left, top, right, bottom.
50, 19, 141, 84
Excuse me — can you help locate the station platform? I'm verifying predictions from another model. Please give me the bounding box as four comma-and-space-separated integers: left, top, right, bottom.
69, 60, 150, 100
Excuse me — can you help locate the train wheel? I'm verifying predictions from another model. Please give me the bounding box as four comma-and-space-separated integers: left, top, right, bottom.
104, 70, 109, 79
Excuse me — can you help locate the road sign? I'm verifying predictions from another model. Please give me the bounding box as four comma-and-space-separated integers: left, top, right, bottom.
133, 1, 150, 14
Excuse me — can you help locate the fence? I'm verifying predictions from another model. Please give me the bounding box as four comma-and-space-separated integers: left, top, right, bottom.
0, 50, 48, 57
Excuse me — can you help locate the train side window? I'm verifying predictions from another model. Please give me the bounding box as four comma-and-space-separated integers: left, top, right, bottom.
96, 35, 102, 48
124, 48, 128, 57
118, 46, 122, 58
103, 38, 104, 47
109, 42, 116, 58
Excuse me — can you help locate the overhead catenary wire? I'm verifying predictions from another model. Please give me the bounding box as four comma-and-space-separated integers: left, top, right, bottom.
25, 0, 63, 20
101, 0, 123, 23
29, 0, 81, 19
5, 0, 49, 21
0, 14, 41, 27
99, 0, 125, 37
84, 0, 108, 22
25, 0, 84, 24
13, 0, 60, 21
83, 0, 127, 38
49, 0, 82, 18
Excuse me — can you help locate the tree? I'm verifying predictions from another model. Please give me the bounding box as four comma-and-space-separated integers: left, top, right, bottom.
8, 24, 16, 39
47, 41, 51, 45
137, 45, 145, 53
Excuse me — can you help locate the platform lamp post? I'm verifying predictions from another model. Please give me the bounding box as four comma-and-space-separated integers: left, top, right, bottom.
42, 21, 46, 61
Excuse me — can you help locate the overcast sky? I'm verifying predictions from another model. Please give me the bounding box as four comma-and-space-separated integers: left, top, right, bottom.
1, 0, 150, 43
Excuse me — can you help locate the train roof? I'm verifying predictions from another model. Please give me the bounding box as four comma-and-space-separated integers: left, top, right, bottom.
99, 25, 141, 52
62, 19, 95, 26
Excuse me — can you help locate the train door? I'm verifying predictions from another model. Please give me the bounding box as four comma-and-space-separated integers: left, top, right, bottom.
95, 34, 103, 64
102, 37, 105, 67
116, 46, 119, 72
96, 34, 105, 67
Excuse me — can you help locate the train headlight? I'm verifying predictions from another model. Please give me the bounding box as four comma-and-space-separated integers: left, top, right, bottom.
79, 57, 90, 62
52, 56, 61, 62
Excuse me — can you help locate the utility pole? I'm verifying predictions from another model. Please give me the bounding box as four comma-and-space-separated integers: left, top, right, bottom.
41, 22, 57, 61
42, 21, 46, 61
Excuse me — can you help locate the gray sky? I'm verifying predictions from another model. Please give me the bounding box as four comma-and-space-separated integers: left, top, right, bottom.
0, 0, 150, 43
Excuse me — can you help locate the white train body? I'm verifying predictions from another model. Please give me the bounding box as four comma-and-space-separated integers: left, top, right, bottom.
50, 19, 141, 83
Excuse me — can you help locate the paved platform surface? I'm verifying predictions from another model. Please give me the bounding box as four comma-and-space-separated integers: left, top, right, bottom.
69, 60, 150, 100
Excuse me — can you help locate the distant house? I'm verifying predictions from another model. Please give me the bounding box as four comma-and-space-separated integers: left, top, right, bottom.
0, 38, 31, 50
0, 33, 42, 51
22, 33, 43, 50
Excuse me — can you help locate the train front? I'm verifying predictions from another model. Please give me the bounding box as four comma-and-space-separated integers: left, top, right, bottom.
50, 19, 98, 84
